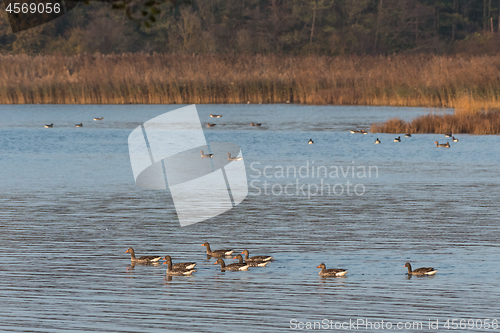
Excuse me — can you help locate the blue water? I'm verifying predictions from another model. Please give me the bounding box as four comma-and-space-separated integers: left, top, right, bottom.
0, 104, 499, 332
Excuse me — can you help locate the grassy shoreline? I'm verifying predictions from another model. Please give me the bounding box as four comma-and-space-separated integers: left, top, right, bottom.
1, 53, 500, 113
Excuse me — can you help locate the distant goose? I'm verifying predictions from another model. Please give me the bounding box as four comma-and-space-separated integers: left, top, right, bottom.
434, 141, 450, 148
207, 123, 216, 128
202, 242, 234, 257
210, 114, 222, 118
93, 117, 104, 121
375, 138, 381, 144
444, 132, 452, 137
241, 250, 272, 262
405, 133, 411, 137
250, 123, 262, 127
394, 136, 401, 142
162, 255, 196, 270
214, 258, 249, 271
125, 247, 161, 263
233, 254, 269, 267
75, 123, 83, 127
227, 153, 243, 161
164, 258, 196, 276
404, 262, 437, 276
200, 151, 214, 158
452, 136, 459, 142
308, 139, 314, 144
44, 123, 53, 128
350, 129, 368, 134
317, 263, 347, 277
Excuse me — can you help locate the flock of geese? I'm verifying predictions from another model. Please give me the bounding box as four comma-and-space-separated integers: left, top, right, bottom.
348, 130, 460, 148
207, 113, 262, 128
126, 244, 437, 277
44, 117, 104, 128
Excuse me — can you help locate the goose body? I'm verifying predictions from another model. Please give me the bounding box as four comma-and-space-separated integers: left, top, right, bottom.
350, 129, 367, 134
241, 250, 272, 262
75, 123, 83, 127
233, 254, 269, 267
163, 255, 196, 270
93, 117, 104, 121
317, 263, 347, 277
210, 114, 222, 118
227, 153, 243, 161
207, 123, 216, 128
452, 137, 458, 142
214, 258, 249, 271
308, 139, 314, 144
44, 123, 53, 128
434, 141, 450, 148
404, 262, 437, 276
200, 150, 214, 158
375, 138, 381, 144
165, 258, 196, 275
202, 242, 234, 257
125, 247, 161, 263
250, 123, 262, 127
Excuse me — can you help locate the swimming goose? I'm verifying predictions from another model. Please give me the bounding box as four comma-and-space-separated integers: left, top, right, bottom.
227, 153, 243, 161
375, 138, 381, 144
350, 129, 368, 134
233, 254, 269, 267
200, 150, 214, 158
207, 123, 216, 128
162, 255, 196, 270
404, 262, 437, 276
452, 136, 459, 142
250, 123, 262, 127
394, 136, 401, 142
44, 123, 53, 128
241, 250, 272, 262
165, 258, 196, 275
210, 114, 222, 118
308, 139, 314, 144
75, 123, 82, 127
434, 141, 450, 148
214, 258, 249, 271
125, 247, 161, 263
405, 133, 411, 137
444, 132, 452, 137
317, 263, 347, 277
202, 242, 234, 257
93, 117, 104, 121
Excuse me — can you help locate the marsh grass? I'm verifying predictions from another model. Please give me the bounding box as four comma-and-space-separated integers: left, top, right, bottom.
1, 53, 500, 113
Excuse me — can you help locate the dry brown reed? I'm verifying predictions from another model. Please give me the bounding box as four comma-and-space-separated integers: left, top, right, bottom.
1, 53, 500, 111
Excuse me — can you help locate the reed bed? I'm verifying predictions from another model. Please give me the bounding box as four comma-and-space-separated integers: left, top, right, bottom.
1, 53, 500, 112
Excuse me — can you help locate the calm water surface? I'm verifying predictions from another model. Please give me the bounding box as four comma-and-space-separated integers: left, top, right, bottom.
0, 104, 499, 332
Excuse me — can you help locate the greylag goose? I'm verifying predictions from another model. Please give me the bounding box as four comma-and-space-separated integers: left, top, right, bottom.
250, 123, 262, 127
452, 136, 458, 142
317, 263, 347, 277
227, 153, 243, 161
394, 136, 401, 142
210, 114, 222, 118
241, 250, 272, 262
404, 262, 437, 276
375, 138, 381, 144
75, 123, 83, 127
207, 123, 216, 128
214, 258, 249, 271
93, 117, 104, 121
308, 139, 314, 144
434, 141, 450, 148
202, 242, 234, 257
233, 254, 269, 267
350, 129, 368, 134
165, 258, 196, 275
44, 123, 53, 128
162, 255, 196, 270
444, 132, 452, 137
200, 150, 214, 158
405, 133, 411, 137
125, 247, 161, 263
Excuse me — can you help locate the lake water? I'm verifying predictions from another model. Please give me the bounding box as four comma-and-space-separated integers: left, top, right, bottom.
1, 104, 499, 332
